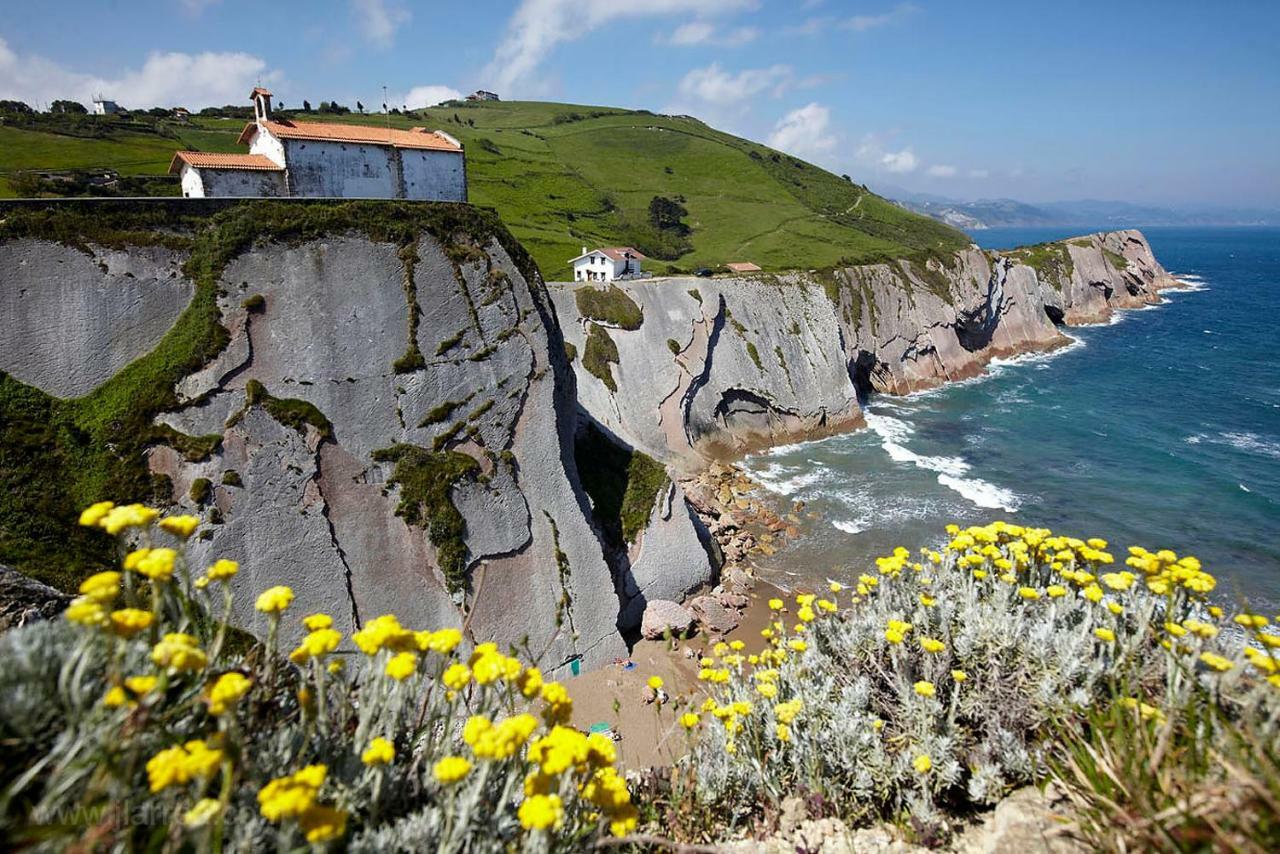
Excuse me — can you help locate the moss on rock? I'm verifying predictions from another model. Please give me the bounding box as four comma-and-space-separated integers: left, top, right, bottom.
372, 443, 479, 594
582, 323, 620, 393
574, 284, 643, 330
573, 421, 669, 546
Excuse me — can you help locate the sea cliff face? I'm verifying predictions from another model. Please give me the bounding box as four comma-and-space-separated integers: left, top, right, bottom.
0, 203, 1180, 671
551, 229, 1180, 463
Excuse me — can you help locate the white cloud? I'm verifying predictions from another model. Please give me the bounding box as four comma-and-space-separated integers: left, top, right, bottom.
484, 0, 758, 96
969, 168, 990, 179
351, 0, 410, 48
402, 85, 464, 110
927, 164, 956, 177
767, 102, 837, 161
0, 37, 280, 110
668, 21, 716, 45
677, 63, 793, 105
791, 3, 918, 36
881, 148, 918, 173
841, 3, 919, 32
666, 21, 758, 46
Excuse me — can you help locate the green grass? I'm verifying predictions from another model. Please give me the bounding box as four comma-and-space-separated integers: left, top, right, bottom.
0, 102, 968, 276
1103, 248, 1129, 272
1007, 241, 1076, 290
0, 198, 536, 593
574, 284, 643, 330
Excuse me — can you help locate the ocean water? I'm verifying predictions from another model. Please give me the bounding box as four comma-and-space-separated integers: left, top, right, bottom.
746, 227, 1280, 610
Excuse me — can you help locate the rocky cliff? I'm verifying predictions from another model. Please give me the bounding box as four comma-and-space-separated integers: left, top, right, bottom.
0, 203, 1179, 670
550, 229, 1180, 463
0, 200, 692, 668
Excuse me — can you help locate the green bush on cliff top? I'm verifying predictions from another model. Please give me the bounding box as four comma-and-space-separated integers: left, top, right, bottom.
574, 284, 643, 330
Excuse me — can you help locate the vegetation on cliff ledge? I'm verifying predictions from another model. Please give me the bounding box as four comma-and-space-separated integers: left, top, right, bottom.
573, 284, 643, 330
573, 420, 668, 545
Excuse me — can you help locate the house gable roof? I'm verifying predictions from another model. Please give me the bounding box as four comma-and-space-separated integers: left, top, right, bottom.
168, 151, 284, 174
239, 119, 463, 152
567, 247, 648, 264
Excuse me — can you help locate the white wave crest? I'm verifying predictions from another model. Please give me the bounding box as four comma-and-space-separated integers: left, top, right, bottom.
864, 411, 1021, 512
832, 519, 866, 534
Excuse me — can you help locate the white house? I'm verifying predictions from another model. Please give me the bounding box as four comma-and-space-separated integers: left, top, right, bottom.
92, 96, 121, 115
169, 88, 467, 201
569, 247, 647, 282
467, 90, 500, 102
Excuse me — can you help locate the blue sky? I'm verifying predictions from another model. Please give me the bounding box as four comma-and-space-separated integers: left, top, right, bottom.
2, 0, 1277, 207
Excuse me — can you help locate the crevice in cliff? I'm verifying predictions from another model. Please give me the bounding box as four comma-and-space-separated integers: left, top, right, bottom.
680, 294, 728, 448
314, 447, 363, 631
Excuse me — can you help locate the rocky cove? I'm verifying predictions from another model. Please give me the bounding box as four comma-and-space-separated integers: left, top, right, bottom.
0, 199, 1182, 673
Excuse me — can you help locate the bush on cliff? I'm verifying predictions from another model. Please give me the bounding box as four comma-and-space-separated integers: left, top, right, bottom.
0, 502, 636, 850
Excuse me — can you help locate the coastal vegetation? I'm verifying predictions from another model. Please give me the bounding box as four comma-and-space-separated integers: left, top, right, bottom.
573, 284, 643, 330
573, 422, 669, 546
3, 509, 1276, 850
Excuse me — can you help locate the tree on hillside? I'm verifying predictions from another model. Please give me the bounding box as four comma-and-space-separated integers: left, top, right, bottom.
356, 100, 364, 113
0, 100, 33, 114
648, 195, 691, 237
302, 99, 312, 112
50, 99, 86, 114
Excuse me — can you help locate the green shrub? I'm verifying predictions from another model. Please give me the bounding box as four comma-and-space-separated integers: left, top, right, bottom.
572, 421, 668, 545
189, 477, 211, 505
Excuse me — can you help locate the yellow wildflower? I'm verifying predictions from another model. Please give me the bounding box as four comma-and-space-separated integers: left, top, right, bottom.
768, 598, 784, 610
951, 669, 967, 682
132, 548, 177, 582
78, 571, 121, 603
1094, 627, 1116, 643
775, 723, 791, 742
206, 559, 239, 581
158, 515, 201, 539
920, 637, 945, 654
205, 672, 252, 715
125, 675, 158, 696
680, 712, 700, 730
647, 675, 664, 690
302, 613, 333, 631
258, 765, 326, 821
913, 680, 936, 698
78, 501, 115, 528
1234, 614, 1270, 629
362, 737, 395, 766
518, 794, 564, 831
255, 585, 294, 614
99, 503, 159, 535
385, 651, 418, 681
107, 608, 153, 638
433, 755, 471, 784
1199, 652, 1234, 672
103, 685, 129, 708
298, 805, 347, 843
151, 633, 207, 673
913, 754, 932, 774
1017, 587, 1040, 601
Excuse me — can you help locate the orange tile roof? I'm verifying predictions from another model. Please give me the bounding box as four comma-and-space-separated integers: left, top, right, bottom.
250, 86, 273, 98
238, 119, 463, 152
569, 247, 648, 263
725, 262, 762, 273
168, 151, 283, 174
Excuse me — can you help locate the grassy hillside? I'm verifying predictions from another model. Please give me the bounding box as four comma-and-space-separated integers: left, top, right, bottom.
0, 101, 968, 276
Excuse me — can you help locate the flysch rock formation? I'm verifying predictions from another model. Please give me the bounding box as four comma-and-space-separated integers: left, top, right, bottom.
551, 229, 1181, 463
0, 200, 1181, 674
0, 200, 653, 671
0, 240, 193, 398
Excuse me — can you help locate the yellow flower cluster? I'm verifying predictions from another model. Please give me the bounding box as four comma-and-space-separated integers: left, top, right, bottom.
464, 713, 539, 760
258, 765, 346, 841
151, 633, 208, 673
205, 672, 252, 715
147, 740, 224, 792
1125, 547, 1216, 595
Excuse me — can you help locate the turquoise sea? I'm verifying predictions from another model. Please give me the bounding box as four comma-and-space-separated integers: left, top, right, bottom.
747, 227, 1280, 610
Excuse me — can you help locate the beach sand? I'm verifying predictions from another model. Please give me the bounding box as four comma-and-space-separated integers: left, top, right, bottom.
565, 580, 787, 769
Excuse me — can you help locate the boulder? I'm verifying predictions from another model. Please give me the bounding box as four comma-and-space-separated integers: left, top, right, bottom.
640, 600, 694, 639
689, 594, 740, 634
0, 565, 70, 632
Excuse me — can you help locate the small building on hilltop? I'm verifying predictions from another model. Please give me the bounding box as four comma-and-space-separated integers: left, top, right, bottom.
92, 96, 121, 115
725, 262, 761, 274
467, 90, 499, 101
569, 247, 647, 282
169, 88, 466, 200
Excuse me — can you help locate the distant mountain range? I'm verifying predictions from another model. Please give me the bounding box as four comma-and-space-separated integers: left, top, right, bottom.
877, 187, 1280, 231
